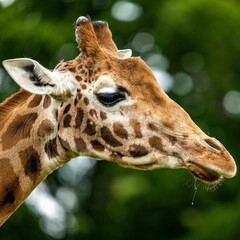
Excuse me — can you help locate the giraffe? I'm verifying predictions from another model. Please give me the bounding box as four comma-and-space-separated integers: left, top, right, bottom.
0, 16, 236, 226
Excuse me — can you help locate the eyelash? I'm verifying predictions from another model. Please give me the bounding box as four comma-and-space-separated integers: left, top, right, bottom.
96, 90, 126, 107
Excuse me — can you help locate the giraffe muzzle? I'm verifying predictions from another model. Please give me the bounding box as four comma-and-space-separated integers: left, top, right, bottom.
183, 137, 237, 184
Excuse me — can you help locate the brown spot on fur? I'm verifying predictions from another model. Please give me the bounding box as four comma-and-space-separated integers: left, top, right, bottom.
149, 136, 163, 151
129, 144, 148, 157
19, 147, 41, 181
84, 119, 96, 136
76, 75, 83, 81
69, 66, 76, 72
55, 109, 58, 121
28, 95, 42, 108
81, 84, 87, 89
77, 64, 83, 70
129, 119, 142, 138
101, 126, 123, 147
89, 69, 93, 76
43, 95, 51, 109
113, 122, 128, 139
167, 135, 177, 145
74, 98, 78, 106
75, 137, 86, 152
89, 109, 97, 118
58, 136, 71, 151
63, 104, 71, 114
84, 97, 89, 105
37, 119, 55, 138
77, 92, 82, 100
45, 138, 59, 159
75, 108, 84, 128
100, 111, 107, 120
2, 191, 15, 205
63, 114, 72, 128
0, 158, 22, 215
1, 113, 38, 150
91, 140, 105, 151
63, 63, 70, 68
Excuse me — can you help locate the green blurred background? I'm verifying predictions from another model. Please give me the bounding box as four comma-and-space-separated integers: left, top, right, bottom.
0, 0, 240, 239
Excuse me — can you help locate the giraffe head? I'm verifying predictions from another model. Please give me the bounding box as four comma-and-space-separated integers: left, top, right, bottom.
3, 16, 236, 185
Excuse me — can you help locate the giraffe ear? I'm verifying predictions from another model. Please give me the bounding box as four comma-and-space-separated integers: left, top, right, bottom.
2, 58, 77, 101
117, 49, 132, 59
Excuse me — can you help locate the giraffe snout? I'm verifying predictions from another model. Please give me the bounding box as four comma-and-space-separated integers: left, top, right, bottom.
184, 136, 237, 184
203, 137, 237, 177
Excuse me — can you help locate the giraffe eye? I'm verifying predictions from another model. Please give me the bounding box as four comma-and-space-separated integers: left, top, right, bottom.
96, 90, 126, 107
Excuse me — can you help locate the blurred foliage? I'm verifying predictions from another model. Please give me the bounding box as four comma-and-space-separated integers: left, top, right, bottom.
0, 0, 240, 239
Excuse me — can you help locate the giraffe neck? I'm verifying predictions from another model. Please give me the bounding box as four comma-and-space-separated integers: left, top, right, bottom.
0, 90, 67, 225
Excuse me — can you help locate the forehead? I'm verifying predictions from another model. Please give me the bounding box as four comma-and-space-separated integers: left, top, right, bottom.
92, 55, 165, 107
100, 56, 158, 88
56, 53, 161, 100
111, 57, 162, 100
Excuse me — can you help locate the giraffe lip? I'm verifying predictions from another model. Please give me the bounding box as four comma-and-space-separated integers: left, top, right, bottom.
187, 162, 222, 184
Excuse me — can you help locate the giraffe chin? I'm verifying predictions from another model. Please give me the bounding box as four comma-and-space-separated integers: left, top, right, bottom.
187, 162, 223, 185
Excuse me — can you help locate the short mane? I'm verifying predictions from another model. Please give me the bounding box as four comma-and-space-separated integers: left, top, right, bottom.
0, 89, 32, 123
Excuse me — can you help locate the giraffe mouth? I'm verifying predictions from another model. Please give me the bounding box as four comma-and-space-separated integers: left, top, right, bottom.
187, 162, 223, 185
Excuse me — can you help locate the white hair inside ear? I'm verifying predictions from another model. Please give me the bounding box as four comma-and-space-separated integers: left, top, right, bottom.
117, 49, 132, 59
2, 58, 77, 101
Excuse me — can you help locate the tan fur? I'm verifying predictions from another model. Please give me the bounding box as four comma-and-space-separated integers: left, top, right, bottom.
0, 89, 32, 124
0, 91, 62, 225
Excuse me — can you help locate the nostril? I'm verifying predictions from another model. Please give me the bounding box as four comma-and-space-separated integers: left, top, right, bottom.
205, 139, 222, 151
